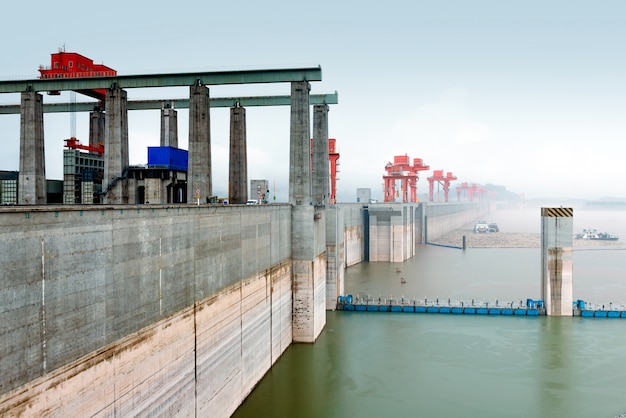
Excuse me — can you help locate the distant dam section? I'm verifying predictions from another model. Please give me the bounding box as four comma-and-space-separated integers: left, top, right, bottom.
0, 201, 487, 417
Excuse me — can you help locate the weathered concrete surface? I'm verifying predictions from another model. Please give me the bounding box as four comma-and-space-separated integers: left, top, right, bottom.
188, 85, 212, 203
290, 205, 326, 343
228, 106, 247, 204
0, 200, 482, 416
160, 107, 178, 148
342, 203, 365, 267
325, 205, 345, 310
103, 88, 129, 204
18, 91, 46, 205
541, 207, 574, 316
423, 202, 489, 242
0, 204, 291, 417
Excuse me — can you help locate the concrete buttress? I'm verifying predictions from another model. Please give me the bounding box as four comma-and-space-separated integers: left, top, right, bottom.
289, 81, 326, 342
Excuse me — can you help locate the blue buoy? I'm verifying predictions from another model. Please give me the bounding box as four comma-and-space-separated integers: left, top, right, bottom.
403, 306, 415, 313
513, 309, 526, 316
427, 307, 439, 313
464, 308, 476, 315
415, 306, 427, 313
451, 307, 463, 314
477, 308, 488, 315
439, 307, 451, 314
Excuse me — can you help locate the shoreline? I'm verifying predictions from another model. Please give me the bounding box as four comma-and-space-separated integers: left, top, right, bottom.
430, 230, 625, 249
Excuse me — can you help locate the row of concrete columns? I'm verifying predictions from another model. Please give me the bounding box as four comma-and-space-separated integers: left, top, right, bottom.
18, 84, 332, 207
18, 82, 330, 342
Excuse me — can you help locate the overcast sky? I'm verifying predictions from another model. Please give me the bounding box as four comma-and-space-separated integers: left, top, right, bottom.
1, 0, 625, 202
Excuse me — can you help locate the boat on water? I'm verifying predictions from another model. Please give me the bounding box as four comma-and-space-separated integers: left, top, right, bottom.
575, 228, 619, 241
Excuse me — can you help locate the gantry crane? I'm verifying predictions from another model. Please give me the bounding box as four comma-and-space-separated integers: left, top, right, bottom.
456, 182, 487, 202
383, 154, 429, 203
38, 48, 117, 101
427, 170, 457, 202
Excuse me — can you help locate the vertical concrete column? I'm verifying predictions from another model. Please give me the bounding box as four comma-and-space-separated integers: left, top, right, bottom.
541, 207, 574, 316
312, 104, 329, 207
188, 84, 211, 203
325, 204, 345, 310
103, 88, 129, 204
89, 109, 105, 149
290, 81, 326, 342
18, 91, 46, 205
160, 104, 178, 148
228, 105, 247, 204
289, 81, 311, 206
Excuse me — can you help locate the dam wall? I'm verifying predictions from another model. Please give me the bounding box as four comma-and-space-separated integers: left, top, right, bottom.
423, 202, 490, 242
337, 203, 364, 267
0, 201, 483, 416
0, 204, 292, 417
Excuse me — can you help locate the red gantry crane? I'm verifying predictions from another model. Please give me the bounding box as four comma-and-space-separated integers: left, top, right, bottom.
38, 48, 117, 101
427, 170, 457, 202
456, 182, 487, 202
383, 154, 429, 203
39, 48, 116, 156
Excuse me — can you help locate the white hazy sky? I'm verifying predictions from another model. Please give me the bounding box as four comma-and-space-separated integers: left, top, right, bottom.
1, 0, 625, 202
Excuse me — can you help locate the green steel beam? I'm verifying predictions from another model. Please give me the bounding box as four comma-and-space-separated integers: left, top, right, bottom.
0, 92, 338, 114
0, 67, 322, 94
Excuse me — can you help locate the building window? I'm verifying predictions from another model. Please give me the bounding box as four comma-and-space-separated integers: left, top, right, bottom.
54, 62, 59, 68
69, 61, 73, 67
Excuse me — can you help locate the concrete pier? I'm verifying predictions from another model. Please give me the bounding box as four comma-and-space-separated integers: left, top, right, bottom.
188, 84, 212, 203
160, 104, 178, 147
103, 88, 129, 204
229, 105, 247, 204
312, 104, 330, 206
89, 109, 105, 149
289, 81, 326, 342
18, 91, 46, 205
541, 207, 574, 316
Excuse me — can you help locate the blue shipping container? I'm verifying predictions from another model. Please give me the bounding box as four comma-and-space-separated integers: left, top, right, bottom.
148, 146, 188, 171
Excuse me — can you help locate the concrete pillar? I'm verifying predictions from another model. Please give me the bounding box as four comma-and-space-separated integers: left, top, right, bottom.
160, 105, 178, 148
325, 204, 345, 310
312, 104, 329, 207
103, 88, 129, 204
289, 81, 311, 206
89, 109, 105, 149
228, 105, 247, 204
188, 84, 211, 203
289, 81, 326, 342
18, 91, 46, 205
541, 207, 574, 316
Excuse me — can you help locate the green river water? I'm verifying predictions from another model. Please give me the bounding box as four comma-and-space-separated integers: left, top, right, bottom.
233, 210, 626, 418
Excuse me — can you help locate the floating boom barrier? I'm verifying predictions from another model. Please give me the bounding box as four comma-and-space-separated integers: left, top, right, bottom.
337, 296, 626, 318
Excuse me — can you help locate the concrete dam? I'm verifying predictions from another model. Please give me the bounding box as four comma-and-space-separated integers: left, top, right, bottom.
0, 201, 486, 417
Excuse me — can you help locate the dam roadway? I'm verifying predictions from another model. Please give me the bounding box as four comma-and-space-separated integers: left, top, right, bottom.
0, 201, 486, 417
